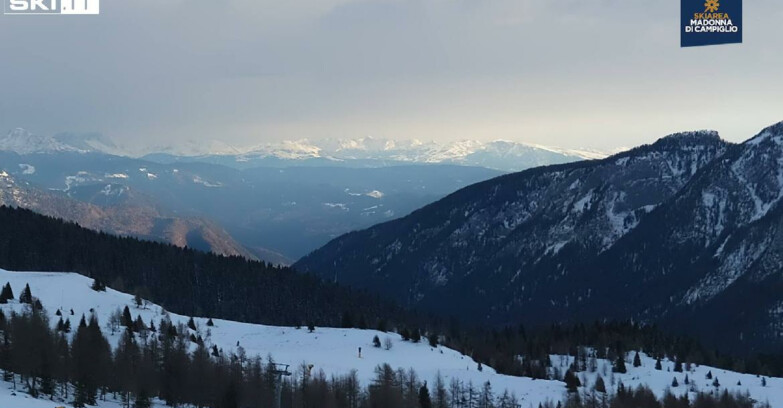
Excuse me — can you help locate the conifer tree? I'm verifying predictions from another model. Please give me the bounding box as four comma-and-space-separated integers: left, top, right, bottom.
122, 306, 133, 329
672, 377, 679, 387
655, 358, 662, 370
373, 335, 381, 348
91, 279, 106, 292
564, 369, 581, 392
428, 333, 439, 347
411, 327, 422, 343
633, 351, 641, 367
418, 383, 432, 408
134, 315, 146, 333
613, 355, 627, 373
187, 317, 197, 331
19, 283, 32, 304
674, 359, 683, 372
400, 328, 411, 341
594, 376, 606, 393
0, 283, 13, 303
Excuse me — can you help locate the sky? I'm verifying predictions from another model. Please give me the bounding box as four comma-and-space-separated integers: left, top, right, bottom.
0, 0, 782, 152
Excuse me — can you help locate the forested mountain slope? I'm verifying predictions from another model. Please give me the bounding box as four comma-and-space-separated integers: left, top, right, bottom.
297, 121, 783, 352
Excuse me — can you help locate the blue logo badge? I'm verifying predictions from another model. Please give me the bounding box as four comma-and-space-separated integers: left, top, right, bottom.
681, 0, 742, 47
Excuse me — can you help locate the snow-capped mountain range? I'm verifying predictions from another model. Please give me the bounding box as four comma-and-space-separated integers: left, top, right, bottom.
146, 136, 606, 171
296, 120, 783, 352
0, 128, 123, 156
0, 128, 606, 172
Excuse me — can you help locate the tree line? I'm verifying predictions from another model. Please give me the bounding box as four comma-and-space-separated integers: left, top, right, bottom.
0, 299, 771, 408
3, 205, 783, 384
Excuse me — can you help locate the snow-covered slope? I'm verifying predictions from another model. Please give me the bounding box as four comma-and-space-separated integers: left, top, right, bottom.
2, 269, 783, 407
551, 353, 782, 406
0, 269, 565, 407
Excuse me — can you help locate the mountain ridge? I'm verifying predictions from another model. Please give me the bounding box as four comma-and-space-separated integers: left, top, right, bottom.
0, 128, 606, 172
296, 121, 783, 351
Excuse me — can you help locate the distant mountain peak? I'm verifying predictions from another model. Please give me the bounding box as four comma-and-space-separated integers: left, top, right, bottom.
0, 128, 77, 155
0, 128, 125, 155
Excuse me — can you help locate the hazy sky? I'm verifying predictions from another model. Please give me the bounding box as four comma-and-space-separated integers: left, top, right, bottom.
1, 0, 781, 151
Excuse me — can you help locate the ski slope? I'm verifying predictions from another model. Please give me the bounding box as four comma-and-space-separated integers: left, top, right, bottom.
0, 269, 565, 408
2, 269, 782, 408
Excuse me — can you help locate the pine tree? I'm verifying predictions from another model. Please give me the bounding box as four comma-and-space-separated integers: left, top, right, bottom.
419, 383, 432, 408
706, 370, 712, 379
672, 377, 679, 387
564, 369, 581, 392
613, 355, 627, 373
594, 376, 606, 393
134, 315, 146, 333
400, 328, 411, 341
712, 377, 720, 388
373, 335, 381, 348
19, 283, 32, 304
0, 283, 13, 303
428, 333, 439, 347
206, 318, 214, 327
411, 327, 422, 343
122, 306, 133, 329
91, 279, 106, 292
655, 358, 662, 370
187, 317, 197, 331
674, 359, 683, 372
633, 352, 641, 367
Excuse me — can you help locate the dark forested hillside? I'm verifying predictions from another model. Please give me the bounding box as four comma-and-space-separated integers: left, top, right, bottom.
0, 206, 404, 328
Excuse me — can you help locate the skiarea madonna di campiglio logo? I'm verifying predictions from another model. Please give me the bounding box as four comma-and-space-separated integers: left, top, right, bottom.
681, 0, 742, 47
